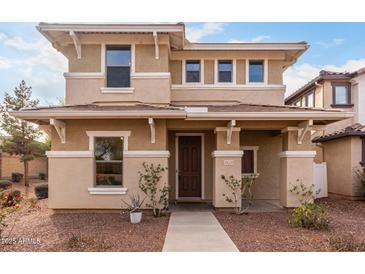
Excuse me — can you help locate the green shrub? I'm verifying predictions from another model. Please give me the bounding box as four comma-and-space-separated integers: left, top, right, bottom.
330, 234, 365, 252
0, 180, 12, 190
39, 172, 46, 180
34, 183, 48, 199
288, 203, 329, 230
11, 172, 23, 183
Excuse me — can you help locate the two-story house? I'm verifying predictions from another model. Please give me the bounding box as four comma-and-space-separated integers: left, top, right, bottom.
12, 23, 353, 210
285, 69, 365, 199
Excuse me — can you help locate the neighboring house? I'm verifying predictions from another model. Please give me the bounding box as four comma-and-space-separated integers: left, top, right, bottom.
0, 135, 47, 180
12, 23, 353, 209
285, 69, 365, 199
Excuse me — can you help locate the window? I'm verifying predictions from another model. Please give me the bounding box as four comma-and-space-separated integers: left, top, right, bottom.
106, 46, 131, 88
94, 137, 123, 186
249, 60, 264, 83
295, 100, 302, 107
186, 60, 201, 83
218, 60, 233, 82
241, 146, 258, 174
305, 92, 314, 107
333, 83, 351, 106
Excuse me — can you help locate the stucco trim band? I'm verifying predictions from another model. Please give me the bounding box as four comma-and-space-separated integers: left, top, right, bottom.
64, 72, 104, 79
123, 150, 170, 158
278, 151, 317, 158
100, 87, 135, 94
211, 150, 244, 158
87, 187, 128, 195
131, 72, 171, 79
46, 151, 93, 158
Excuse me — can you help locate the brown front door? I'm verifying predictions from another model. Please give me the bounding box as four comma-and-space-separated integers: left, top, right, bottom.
178, 136, 202, 198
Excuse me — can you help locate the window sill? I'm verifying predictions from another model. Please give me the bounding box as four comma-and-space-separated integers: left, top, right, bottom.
100, 87, 134, 94
330, 104, 354, 108
88, 187, 127, 195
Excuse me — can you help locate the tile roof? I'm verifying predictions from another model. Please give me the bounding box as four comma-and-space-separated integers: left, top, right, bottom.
313, 123, 365, 142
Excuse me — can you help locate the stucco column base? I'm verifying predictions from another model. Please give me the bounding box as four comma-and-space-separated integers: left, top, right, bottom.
211, 151, 243, 208
279, 151, 316, 207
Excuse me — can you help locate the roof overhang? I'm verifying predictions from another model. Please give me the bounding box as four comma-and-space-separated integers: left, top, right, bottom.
183, 42, 308, 51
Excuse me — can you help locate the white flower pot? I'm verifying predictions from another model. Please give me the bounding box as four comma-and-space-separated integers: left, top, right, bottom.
130, 212, 142, 224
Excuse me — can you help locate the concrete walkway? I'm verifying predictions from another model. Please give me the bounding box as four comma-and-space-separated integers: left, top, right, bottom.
162, 211, 239, 252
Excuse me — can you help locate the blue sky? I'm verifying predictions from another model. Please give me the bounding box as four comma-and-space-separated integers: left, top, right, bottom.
1, 22, 365, 105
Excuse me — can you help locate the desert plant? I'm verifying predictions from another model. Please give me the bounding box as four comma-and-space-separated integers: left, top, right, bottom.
11, 172, 23, 183
34, 183, 48, 199
329, 234, 365, 252
221, 173, 259, 214
39, 172, 46, 180
138, 162, 169, 217
121, 192, 146, 213
354, 166, 365, 196
1, 189, 22, 208
0, 180, 12, 190
288, 180, 329, 230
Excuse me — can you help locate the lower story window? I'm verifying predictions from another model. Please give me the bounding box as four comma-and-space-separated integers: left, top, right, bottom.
94, 137, 123, 186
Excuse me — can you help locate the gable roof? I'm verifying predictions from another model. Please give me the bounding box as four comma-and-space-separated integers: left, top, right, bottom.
285, 70, 354, 104
313, 123, 365, 143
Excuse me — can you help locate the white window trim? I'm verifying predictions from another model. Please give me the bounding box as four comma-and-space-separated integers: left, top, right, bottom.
246, 59, 268, 85
88, 187, 127, 195
86, 130, 131, 151
241, 146, 259, 175
175, 133, 205, 200
100, 87, 135, 94
214, 59, 236, 85
182, 59, 204, 85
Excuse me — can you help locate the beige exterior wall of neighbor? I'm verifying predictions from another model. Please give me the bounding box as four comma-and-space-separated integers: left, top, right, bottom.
236, 60, 246, 84
171, 88, 285, 105
65, 44, 102, 73
65, 77, 171, 105
268, 60, 283, 85
135, 44, 169, 72
240, 130, 282, 199
314, 85, 323, 108
51, 119, 167, 151
168, 130, 215, 201
323, 136, 363, 198
0, 154, 47, 179
170, 60, 182, 84
204, 60, 215, 84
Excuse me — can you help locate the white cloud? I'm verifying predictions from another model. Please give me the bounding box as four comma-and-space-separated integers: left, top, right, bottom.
0, 56, 12, 69
186, 23, 225, 42
0, 32, 7, 41
228, 35, 271, 43
315, 38, 344, 49
284, 58, 365, 96
4, 36, 44, 50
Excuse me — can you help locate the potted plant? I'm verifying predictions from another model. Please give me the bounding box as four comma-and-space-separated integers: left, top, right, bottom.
121, 193, 146, 224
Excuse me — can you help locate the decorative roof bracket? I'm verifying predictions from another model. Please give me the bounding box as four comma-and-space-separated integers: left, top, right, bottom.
50, 119, 66, 144
297, 120, 313, 144
227, 120, 236, 145
148, 118, 155, 144
153, 31, 159, 59
69, 31, 81, 59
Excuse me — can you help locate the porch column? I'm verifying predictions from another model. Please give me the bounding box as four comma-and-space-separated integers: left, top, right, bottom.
279, 129, 316, 207
211, 127, 242, 208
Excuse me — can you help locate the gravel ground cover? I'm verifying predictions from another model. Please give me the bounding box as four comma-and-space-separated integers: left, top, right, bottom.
214, 198, 365, 252
1, 199, 169, 252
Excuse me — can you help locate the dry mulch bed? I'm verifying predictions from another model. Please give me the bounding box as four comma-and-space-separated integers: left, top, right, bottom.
214, 198, 365, 252
0, 199, 169, 252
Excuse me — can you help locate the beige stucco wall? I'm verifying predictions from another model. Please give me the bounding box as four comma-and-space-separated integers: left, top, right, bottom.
65, 77, 171, 105
135, 44, 169, 72
168, 130, 215, 201
323, 136, 363, 197
204, 60, 215, 84
240, 130, 282, 199
0, 154, 47, 179
236, 60, 246, 84
51, 119, 167, 151
65, 44, 101, 73
268, 60, 283, 85
170, 60, 182, 84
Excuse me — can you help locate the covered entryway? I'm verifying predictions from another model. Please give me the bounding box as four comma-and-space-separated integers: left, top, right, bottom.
176, 134, 203, 199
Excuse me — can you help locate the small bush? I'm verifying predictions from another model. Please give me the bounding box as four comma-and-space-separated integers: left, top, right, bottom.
39, 172, 46, 180
11, 172, 23, 183
66, 234, 112, 251
0, 180, 12, 190
34, 183, 48, 199
288, 203, 329, 230
1, 190, 22, 208
330, 234, 365, 252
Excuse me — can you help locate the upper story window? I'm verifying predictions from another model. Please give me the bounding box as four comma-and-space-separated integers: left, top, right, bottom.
94, 137, 123, 186
332, 83, 351, 107
295, 100, 302, 107
186, 60, 201, 83
218, 60, 233, 83
249, 60, 264, 83
305, 92, 314, 107
106, 46, 131, 88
